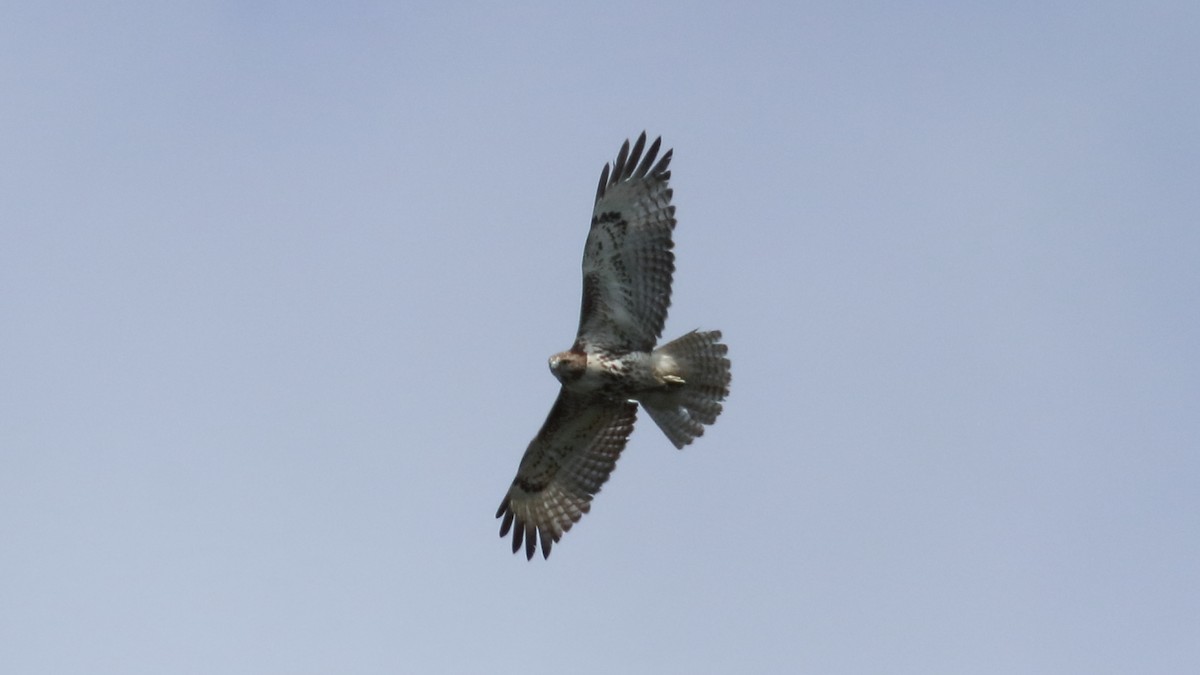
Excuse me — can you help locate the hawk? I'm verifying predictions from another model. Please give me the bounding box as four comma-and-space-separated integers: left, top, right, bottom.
496, 133, 732, 560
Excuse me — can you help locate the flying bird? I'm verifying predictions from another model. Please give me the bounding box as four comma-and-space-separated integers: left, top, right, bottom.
496, 133, 731, 560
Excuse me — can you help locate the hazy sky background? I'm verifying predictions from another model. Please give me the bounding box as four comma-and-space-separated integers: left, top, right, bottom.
3, 2, 1198, 673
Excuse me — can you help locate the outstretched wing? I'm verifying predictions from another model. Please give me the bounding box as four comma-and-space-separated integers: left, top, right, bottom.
574, 132, 676, 354
496, 390, 638, 560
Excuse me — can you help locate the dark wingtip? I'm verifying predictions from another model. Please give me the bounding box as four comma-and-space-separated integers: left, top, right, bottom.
524, 524, 536, 561
511, 518, 524, 554
498, 507, 514, 537
595, 134, 671, 203
623, 133, 647, 181
611, 139, 631, 187
654, 148, 673, 177
595, 163, 611, 204
634, 136, 662, 178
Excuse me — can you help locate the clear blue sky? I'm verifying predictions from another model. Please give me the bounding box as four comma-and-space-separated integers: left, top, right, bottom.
3, 2, 1197, 673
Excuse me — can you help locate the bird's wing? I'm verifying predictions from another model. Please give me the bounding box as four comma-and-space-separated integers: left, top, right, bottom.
574, 132, 676, 353
496, 389, 638, 560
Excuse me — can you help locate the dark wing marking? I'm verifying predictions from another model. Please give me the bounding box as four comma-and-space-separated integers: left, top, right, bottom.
496, 389, 638, 560
575, 132, 676, 353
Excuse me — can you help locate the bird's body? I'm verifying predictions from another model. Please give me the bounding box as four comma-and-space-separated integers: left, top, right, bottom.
549, 349, 664, 395
496, 133, 731, 559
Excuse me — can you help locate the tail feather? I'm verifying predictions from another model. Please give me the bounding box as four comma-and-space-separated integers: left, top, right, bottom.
639, 330, 731, 448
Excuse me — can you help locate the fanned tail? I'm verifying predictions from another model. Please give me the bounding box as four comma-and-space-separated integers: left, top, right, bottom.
639, 330, 731, 449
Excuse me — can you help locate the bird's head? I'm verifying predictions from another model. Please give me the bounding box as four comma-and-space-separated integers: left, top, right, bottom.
548, 350, 587, 385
